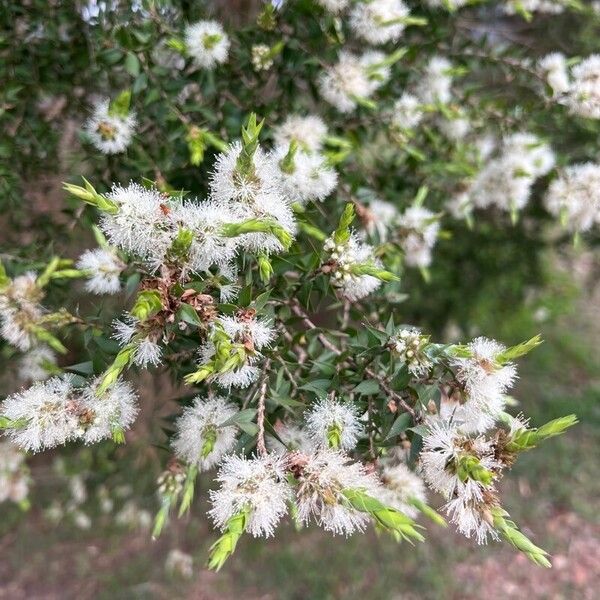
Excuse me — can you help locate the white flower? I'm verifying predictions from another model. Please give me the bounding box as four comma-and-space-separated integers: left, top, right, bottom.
451, 337, 517, 433
360, 198, 399, 241
172, 396, 238, 471
209, 142, 295, 254
544, 163, 600, 232
397, 206, 439, 268
209, 454, 292, 537
420, 421, 498, 500
392, 93, 424, 131
295, 448, 382, 536
1, 376, 82, 452
503, 0, 565, 15
77, 248, 125, 295
18, 345, 57, 383
315, 0, 350, 12
273, 115, 328, 154
446, 191, 473, 222
349, 0, 410, 45
80, 378, 139, 444
379, 463, 427, 519
0, 272, 43, 351
319, 51, 380, 113
165, 549, 194, 579
219, 313, 276, 350
323, 234, 384, 302
305, 397, 364, 450
267, 422, 315, 453
424, 0, 468, 8
503, 133, 555, 178
84, 99, 135, 155
112, 317, 163, 368
439, 114, 471, 141
416, 56, 453, 105
538, 52, 570, 97
567, 54, 600, 119
185, 20, 230, 70
273, 147, 338, 205
251, 44, 274, 71
445, 495, 499, 544
0, 442, 30, 504
390, 328, 432, 376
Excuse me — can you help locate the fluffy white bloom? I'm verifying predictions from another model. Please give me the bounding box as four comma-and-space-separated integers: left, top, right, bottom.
273, 147, 338, 205
219, 313, 276, 350
416, 56, 453, 105
112, 316, 163, 368
1, 376, 81, 452
80, 379, 139, 444
185, 20, 230, 70
84, 99, 135, 155
424, 0, 468, 8
273, 115, 328, 153
503, 133, 555, 178
503, 0, 565, 15
544, 163, 600, 232
304, 397, 364, 450
446, 191, 473, 222
538, 52, 570, 97
323, 234, 383, 301
319, 51, 380, 113
420, 421, 499, 501
0, 272, 43, 351
209, 454, 292, 537
315, 0, 350, 12
77, 248, 125, 295
439, 114, 471, 141
359, 51, 391, 88
380, 463, 427, 519
295, 449, 382, 536
267, 422, 315, 453
567, 55, 600, 119
165, 549, 194, 579
397, 206, 439, 268
18, 345, 57, 383
451, 337, 517, 432
390, 328, 432, 376
445, 495, 499, 544
349, 0, 410, 45
209, 142, 295, 254
392, 92, 424, 131
172, 396, 238, 470
362, 198, 399, 241
0, 442, 30, 504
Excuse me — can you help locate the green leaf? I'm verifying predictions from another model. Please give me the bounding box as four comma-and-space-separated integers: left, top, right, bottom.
385, 413, 412, 440
353, 380, 380, 395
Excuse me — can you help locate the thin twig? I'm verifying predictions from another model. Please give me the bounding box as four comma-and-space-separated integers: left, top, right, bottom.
256, 360, 270, 457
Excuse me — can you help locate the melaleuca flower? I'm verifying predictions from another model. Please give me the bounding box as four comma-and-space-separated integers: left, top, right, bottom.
76, 248, 125, 295
503, 0, 565, 15
272, 145, 338, 205
322, 234, 384, 301
184, 20, 230, 70
424, 0, 468, 7
0, 272, 44, 351
397, 206, 440, 268
450, 337, 517, 432
319, 51, 380, 113
361, 198, 399, 241
438, 113, 471, 141
470, 133, 554, 214
209, 141, 295, 254
209, 454, 292, 537
172, 396, 239, 471
567, 54, 600, 119
446, 191, 473, 222
165, 549, 193, 579
84, 99, 135, 155
392, 92, 424, 131
294, 448, 382, 536
416, 56, 454, 105
80, 378, 139, 444
349, 0, 410, 45
0, 442, 30, 504
538, 52, 570, 97
251, 44, 274, 71
445, 493, 500, 544
389, 328, 432, 376
273, 115, 328, 154
544, 163, 600, 232
113, 317, 163, 368
420, 421, 499, 503
18, 345, 57, 383
379, 463, 427, 519
359, 51, 391, 89
191, 311, 275, 389
0, 376, 83, 452
304, 396, 364, 450
315, 0, 350, 12
267, 422, 315, 453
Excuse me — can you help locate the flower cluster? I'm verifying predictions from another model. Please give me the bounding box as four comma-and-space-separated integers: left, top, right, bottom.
396, 206, 440, 269
0, 441, 30, 506
84, 97, 136, 155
